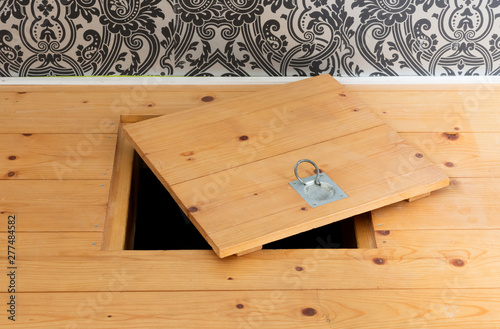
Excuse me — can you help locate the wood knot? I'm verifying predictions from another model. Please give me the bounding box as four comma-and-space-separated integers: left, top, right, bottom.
373, 258, 385, 265
301, 207, 306, 211
376, 230, 390, 236
188, 206, 198, 213
239, 135, 249, 141
201, 96, 214, 102
22, 133, 32, 136
227, 277, 233, 280
301, 308, 317, 316
8, 156, 17, 160
443, 133, 459, 141
181, 151, 195, 156
450, 258, 465, 267
17, 92, 26, 94
415, 153, 423, 158
353, 108, 359, 112
454, 127, 460, 131
236, 304, 244, 309
445, 162, 454, 167
7, 171, 16, 177
147, 103, 154, 107
295, 266, 303, 272
339, 93, 347, 97
313, 169, 323, 174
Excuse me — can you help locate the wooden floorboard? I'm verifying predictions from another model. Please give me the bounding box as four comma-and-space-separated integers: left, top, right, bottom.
372, 178, 500, 230
1, 82, 500, 327
0, 87, 261, 133
2, 289, 499, 328
351, 86, 500, 132
375, 229, 500, 258
0, 134, 116, 180
3, 84, 500, 133
5, 249, 500, 292
0, 232, 102, 256
400, 132, 500, 177
0, 180, 108, 231
363, 102, 500, 133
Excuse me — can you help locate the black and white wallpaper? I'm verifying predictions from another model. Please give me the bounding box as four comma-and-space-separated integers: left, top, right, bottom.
1, 0, 500, 77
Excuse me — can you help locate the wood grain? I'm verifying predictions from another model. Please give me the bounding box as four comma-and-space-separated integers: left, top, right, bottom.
352, 89, 500, 103
125, 79, 372, 185
0, 232, 102, 256
0, 180, 108, 231
125, 75, 449, 257
350, 85, 500, 132
171, 125, 448, 257
4, 249, 498, 292
2, 289, 499, 328
364, 102, 500, 133
399, 132, 500, 177
353, 213, 377, 249
0, 133, 116, 180
407, 192, 431, 202
372, 178, 500, 230
236, 246, 263, 257
375, 229, 500, 259
2, 82, 500, 329
102, 125, 136, 250
0, 86, 263, 133
3, 83, 500, 133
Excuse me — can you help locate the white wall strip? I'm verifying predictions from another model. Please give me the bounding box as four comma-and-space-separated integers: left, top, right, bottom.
1, 75, 500, 86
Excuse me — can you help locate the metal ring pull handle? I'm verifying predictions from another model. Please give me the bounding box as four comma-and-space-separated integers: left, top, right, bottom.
294, 159, 321, 186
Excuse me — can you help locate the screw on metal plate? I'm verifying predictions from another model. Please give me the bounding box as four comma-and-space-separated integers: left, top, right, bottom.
289, 159, 348, 208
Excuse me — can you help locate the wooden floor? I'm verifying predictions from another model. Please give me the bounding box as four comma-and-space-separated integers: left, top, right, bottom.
1, 81, 500, 328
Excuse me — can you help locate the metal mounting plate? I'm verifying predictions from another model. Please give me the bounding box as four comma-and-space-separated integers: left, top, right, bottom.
289, 173, 348, 208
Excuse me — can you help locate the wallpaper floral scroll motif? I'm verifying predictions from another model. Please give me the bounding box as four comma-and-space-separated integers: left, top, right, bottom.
351, 0, 500, 76
0, 0, 500, 77
172, 0, 360, 76
0, 0, 172, 76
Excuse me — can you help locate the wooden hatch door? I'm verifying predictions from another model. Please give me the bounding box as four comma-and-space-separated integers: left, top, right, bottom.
123, 75, 449, 258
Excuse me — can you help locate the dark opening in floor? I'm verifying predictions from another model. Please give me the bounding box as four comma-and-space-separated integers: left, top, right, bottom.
133, 155, 357, 250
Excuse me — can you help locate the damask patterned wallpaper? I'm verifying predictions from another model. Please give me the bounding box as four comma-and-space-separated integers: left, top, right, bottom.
1, 0, 500, 77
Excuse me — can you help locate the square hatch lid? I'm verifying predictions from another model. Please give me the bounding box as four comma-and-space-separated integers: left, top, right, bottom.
123, 75, 449, 258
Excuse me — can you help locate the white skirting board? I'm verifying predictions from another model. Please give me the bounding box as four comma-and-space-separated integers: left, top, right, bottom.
1, 75, 500, 85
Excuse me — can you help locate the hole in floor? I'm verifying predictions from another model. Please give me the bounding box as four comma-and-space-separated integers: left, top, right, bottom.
132, 155, 357, 250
